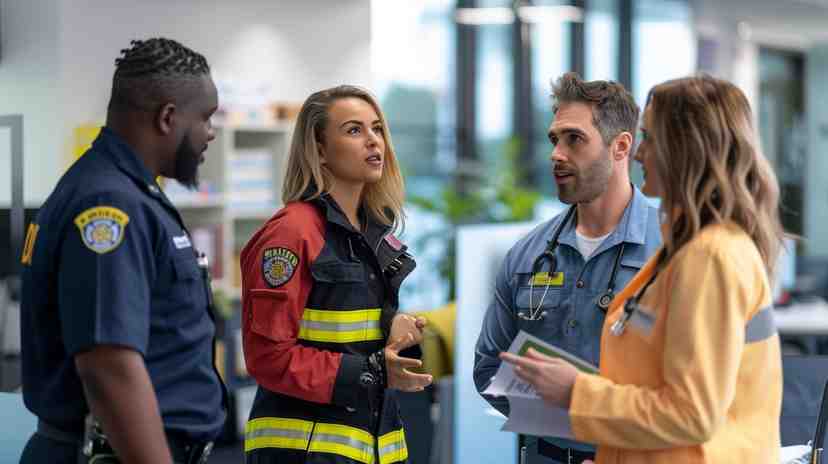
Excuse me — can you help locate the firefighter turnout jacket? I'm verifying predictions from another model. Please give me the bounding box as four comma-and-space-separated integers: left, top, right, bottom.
240, 195, 416, 464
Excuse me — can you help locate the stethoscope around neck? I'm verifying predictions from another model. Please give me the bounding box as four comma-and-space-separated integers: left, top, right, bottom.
517, 205, 626, 322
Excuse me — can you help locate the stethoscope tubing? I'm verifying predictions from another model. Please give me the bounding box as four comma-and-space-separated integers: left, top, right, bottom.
521, 205, 626, 321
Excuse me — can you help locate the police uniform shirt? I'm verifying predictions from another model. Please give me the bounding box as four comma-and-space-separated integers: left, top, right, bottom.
473, 185, 662, 454
20, 128, 226, 441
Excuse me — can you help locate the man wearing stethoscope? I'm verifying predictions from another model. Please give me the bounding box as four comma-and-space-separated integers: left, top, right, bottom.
474, 73, 662, 464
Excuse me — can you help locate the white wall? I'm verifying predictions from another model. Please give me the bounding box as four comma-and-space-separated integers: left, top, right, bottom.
58, 0, 373, 123
1, 0, 373, 206
694, 20, 760, 116
0, 0, 62, 205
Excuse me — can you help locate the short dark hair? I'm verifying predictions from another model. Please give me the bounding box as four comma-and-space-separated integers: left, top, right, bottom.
551, 72, 639, 146
108, 38, 211, 113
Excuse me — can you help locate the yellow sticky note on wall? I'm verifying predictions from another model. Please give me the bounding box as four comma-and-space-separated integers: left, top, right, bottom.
73, 125, 101, 160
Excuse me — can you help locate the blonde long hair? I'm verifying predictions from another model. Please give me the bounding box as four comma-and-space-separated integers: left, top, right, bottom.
646, 75, 784, 274
282, 85, 405, 231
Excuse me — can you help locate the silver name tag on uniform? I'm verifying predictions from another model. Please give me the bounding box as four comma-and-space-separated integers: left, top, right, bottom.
173, 235, 192, 249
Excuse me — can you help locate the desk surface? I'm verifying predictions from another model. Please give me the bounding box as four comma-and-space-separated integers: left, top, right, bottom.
774, 300, 828, 336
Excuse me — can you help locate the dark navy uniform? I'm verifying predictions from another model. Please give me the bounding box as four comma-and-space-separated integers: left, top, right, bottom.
240, 195, 415, 464
19, 128, 226, 463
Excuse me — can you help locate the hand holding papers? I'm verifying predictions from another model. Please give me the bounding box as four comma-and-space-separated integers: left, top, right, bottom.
490, 331, 598, 398
484, 331, 598, 439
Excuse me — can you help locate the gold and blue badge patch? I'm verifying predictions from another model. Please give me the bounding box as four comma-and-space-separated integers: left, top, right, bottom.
263, 247, 299, 287
74, 206, 130, 254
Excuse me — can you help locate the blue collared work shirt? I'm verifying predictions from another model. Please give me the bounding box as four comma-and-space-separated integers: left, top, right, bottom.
20, 128, 226, 441
474, 186, 662, 454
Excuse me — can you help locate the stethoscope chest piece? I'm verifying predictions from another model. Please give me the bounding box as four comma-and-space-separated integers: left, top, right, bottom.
597, 291, 614, 312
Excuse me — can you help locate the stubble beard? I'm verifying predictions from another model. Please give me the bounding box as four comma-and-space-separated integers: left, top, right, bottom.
558, 148, 613, 205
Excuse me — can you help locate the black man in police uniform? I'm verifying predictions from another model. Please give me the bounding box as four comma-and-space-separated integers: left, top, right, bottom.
19, 37, 226, 464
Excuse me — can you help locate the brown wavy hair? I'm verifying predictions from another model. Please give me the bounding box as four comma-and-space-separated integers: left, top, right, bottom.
645, 75, 784, 274
282, 85, 405, 231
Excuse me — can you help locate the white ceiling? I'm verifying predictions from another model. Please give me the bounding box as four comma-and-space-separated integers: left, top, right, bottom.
694, 0, 828, 49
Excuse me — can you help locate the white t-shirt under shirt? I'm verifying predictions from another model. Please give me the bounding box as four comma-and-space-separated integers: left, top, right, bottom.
575, 230, 612, 260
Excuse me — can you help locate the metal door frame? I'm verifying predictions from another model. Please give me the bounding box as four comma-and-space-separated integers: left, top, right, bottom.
0, 115, 24, 277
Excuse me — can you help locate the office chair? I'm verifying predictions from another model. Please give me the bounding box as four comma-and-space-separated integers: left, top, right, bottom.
809, 375, 828, 463
782, 356, 828, 446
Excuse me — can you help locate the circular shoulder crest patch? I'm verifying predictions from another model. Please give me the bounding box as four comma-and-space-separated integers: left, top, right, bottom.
73, 206, 130, 254
263, 247, 299, 287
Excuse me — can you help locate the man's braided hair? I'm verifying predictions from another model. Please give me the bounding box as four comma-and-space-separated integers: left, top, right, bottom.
108, 38, 211, 113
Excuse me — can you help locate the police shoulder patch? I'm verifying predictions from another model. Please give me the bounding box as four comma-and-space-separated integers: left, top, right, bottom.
262, 247, 299, 287
74, 206, 130, 254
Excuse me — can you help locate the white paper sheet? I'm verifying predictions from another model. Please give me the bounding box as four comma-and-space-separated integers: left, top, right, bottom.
502, 396, 574, 439
482, 330, 598, 438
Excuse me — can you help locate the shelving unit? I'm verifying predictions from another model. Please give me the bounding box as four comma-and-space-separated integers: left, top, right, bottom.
166, 122, 293, 297
166, 122, 293, 429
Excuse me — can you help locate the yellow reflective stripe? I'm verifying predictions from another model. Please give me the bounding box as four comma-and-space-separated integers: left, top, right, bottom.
303, 308, 382, 323
298, 308, 384, 343
244, 417, 314, 452
309, 423, 375, 464
378, 429, 408, 464
299, 327, 384, 343
244, 417, 391, 464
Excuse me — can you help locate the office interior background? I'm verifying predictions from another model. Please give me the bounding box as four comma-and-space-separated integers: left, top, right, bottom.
1, 0, 828, 462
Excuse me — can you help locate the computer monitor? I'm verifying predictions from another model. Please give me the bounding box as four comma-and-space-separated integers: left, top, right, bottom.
775, 237, 797, 302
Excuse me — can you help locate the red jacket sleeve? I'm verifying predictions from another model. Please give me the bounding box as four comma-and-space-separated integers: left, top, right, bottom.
240, 203, 366, 406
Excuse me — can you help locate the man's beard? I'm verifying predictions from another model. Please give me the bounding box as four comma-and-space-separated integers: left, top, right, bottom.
557, 148, 613, 204
174, 133, 202, 190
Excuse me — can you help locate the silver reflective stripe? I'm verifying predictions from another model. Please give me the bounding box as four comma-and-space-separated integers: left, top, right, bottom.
246, 428, 311, 441
312, 433, 375, 455
629, 308, 656, 336
745, 305, 776, 343
300, 320, 380, 332
379, 441, 405, 457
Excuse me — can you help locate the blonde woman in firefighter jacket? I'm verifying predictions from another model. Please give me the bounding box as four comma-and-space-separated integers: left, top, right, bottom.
240, 86, 432, 464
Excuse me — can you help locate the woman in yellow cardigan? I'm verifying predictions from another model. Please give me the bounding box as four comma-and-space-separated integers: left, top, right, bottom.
502, 75, 785, 463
